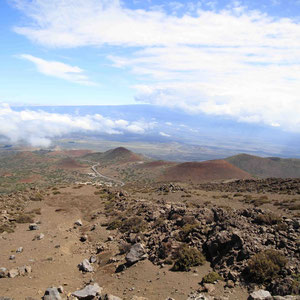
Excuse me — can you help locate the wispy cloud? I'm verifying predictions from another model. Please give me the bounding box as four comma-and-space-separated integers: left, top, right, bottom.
19, 54, 96, 86
0, 103, 154, 147
11, 0, 300, 132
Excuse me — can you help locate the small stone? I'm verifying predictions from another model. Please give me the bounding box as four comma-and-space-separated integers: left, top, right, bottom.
16, 247, 23, 253
80, 235, 88, 242
36, 233, 45, 240
18, 265, 31, 276
29, 224, 39, 231
8, 268, 19, 278
78, 259, 94, 272
57, 286, 64, 293
108, 236, 114, 241
43, 287, 61, 300
125, 243, 147, 265
9, 255, 15, 260
72, 283, 102, 299
74, 219, 83, 226
248, 290, 272, 300
0, 267, 8, 278
89, 256, 97, 264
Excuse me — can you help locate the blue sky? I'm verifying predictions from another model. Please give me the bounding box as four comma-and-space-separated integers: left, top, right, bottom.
1, 0, 300, 135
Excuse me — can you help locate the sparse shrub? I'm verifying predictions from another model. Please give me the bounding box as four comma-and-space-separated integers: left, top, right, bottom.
28, 208, 41, 215
289, 204, 300, 211
0, 224, 15, 233
233, 193, 243, 197
202, 272, 223, 283
255, 212, 281, 225
252, 195, 271, 206
107, 219, 122, 230
52, 190, 61, 195
178, 223, 199, 242
158, 241, 173, 259
119, 217, 146, 233
243, 195, 253, 203
292, 273, 300, 294
15, 213, 34, 224
275, 222, 288, 231
172, 244, 206, 272
30, 192, 43, 201
108, 216, 146, 233
221, 194, 229, 198
153, 217, 164, 227
247, 249, 287, 283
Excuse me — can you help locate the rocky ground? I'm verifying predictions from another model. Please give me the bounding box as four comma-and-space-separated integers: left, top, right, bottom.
0, 180, 300, 300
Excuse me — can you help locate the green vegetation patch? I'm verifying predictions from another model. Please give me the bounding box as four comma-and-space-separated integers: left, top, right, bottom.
107, 216, 146, 233
202, 272, 223, 283
172, 244, 206, 272
247, 249, 287, 283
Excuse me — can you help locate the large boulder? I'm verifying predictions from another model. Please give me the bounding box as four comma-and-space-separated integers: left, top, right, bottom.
125, 243, 147, 265
72, 283, 102, 299
248, 290, 272, 300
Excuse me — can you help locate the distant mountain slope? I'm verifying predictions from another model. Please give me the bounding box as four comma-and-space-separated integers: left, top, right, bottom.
159, 160, 252, 183
84, 147, 145, 164
226, 154, 300, 178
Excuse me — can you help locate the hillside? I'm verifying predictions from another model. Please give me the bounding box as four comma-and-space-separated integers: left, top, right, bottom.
55, 157, 86, 169
159, 160, 252, 183
226, 153, 300, 178
84, 147, 145, 164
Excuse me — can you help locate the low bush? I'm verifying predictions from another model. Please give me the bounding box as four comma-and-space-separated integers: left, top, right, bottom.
247, 249, 287, 283
202, 272, 223, 283
177, 223, 199, 242
107, 216, 146, 233
15, 213, 34, 224
172, 244, 206, 272
0, 224, 15, 233
255, 212, 281, 225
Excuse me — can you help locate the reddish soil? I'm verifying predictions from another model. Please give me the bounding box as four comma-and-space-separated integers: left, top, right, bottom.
55, 157, 86, 169
160, 160, 252, 183
19, 175, 42, 183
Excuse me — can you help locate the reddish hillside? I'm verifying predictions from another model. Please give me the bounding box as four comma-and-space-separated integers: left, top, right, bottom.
137, 160, 176, 169
55, 157, 86, 169
159, 160, 252, 183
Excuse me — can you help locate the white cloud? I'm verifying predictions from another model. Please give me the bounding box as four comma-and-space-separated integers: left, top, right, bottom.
19, 54, 95, 86
0, 103, 153, 147
159, 131, 171, 137
11, 0, 300, 132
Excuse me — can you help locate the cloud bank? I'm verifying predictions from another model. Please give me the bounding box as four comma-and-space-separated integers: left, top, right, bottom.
0, 104, 153, 147
11, 0, 300, 132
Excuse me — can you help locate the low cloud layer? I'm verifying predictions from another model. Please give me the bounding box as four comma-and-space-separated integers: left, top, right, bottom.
0, 104, 153, 147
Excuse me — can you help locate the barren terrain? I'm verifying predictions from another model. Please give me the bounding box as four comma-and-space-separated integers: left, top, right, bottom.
0, 148, 299, 300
